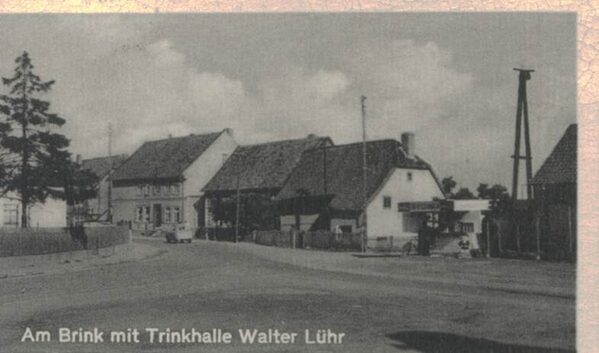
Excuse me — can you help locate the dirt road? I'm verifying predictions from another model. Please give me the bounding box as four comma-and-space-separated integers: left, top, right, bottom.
0, 238, 575, 353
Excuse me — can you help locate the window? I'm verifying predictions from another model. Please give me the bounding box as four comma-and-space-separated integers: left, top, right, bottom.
383, 196, 392, 209
163, 185, 170, 195
407, 172, 413, 181
173, 207, 180, 223
340, 225, 353, 233
136, 207, 143, 222
152, 185, 161, 196
136, 185, 143, 196
143, 185, 150, 196
458, 222, 474, 233
3, 204, 18, 226
172, 184, 180, 196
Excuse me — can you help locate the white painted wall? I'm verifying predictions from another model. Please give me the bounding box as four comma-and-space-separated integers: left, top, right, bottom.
365, 168, 444, 245
182, 131, 237, 228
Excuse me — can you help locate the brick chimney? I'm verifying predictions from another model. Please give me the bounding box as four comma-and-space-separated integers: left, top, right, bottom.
401, 132, 415, 158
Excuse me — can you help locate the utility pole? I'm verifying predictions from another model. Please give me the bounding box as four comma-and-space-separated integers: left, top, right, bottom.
511, 68, 534, 200
361, 95, 367, 253
107, 123, 113, 223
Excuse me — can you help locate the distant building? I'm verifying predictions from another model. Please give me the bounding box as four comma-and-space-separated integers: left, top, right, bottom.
530, 123, 577, 259
0, 192, 67, 228
276, 135, 446, 249
530, 124, 577, 207
80, 154, 127, 220
111, 129, 236, 233
202, 135, 332, 233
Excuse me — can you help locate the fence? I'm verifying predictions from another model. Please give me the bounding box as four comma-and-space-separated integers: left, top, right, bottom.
482, 207, 576, 262
0, 226, 130, 257
254, 230, 362, 251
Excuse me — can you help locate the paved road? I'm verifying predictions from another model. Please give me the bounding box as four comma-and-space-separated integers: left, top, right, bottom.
0, 239, 575, 353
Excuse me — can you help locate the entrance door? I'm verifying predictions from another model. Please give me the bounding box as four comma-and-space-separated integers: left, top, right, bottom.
153, 204, 162, 228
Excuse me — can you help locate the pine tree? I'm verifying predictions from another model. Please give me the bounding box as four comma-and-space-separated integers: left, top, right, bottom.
0, 52, 70, 227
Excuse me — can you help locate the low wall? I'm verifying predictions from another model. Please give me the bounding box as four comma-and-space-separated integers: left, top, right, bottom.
0, 226, 130, 257
254, 230, 362, 251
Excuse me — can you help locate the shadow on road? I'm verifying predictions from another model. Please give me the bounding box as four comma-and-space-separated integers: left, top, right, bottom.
387, 331, 574, 353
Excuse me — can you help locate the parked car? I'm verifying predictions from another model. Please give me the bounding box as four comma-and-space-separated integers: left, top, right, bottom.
165, 223, 193, 243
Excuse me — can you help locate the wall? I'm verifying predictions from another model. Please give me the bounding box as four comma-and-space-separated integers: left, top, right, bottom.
0, 226, 129, 257
182, 131, 237, 228
365, 168, 444, 248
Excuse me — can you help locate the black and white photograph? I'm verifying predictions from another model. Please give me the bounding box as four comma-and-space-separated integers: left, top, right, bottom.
0, 12, 577, 352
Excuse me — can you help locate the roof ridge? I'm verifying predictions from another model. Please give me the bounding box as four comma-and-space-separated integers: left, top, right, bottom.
144, 131, 222, 144
236, 135, 327, 148
81, 154, 126, 162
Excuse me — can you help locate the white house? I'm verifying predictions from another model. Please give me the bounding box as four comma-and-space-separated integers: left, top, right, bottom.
276, 134, 447, 250
110, 129, 237, 233
0, 192, 67, 228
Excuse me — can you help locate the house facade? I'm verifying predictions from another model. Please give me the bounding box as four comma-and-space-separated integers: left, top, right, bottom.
111, 129, 236, 233
1, 192, 67, 228
80, 154, 127, 220
202, 135, 332, 235
276, 134, 446, 249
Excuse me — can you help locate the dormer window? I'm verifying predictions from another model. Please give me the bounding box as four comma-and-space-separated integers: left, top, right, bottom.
407, 172, 413, 181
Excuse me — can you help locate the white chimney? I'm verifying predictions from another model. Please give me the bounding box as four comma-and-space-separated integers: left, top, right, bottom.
401, 132, 415, 157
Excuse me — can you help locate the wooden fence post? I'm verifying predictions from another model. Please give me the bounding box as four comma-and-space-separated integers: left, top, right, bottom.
535, 216, 541, 260
497, 225, 503, 255
485, 219, 491, 258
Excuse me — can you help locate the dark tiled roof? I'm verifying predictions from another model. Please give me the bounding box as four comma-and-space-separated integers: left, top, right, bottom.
80, 155, 127, 179
112, 132, 223, 182
530, 124, 577, 185
203, 136, 331, 193
276, 139, 435, 211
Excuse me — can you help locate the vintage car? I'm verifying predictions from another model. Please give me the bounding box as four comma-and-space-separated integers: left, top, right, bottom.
164, 223, 193, 243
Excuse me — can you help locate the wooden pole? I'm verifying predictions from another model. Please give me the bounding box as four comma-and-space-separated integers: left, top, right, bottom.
361, 95, 367, 253
497, 224, 503, 255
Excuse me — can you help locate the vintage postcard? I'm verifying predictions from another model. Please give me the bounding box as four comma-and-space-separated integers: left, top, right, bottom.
0, 3, 594, 353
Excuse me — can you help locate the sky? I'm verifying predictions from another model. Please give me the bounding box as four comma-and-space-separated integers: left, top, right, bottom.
0, 13, 576, 193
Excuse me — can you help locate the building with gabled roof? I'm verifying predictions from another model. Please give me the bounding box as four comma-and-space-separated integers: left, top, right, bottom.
276, 134, 446, 249
202, 135, 332, 232
111, 129, 237, 232
530, 124, 577, 260
530, 123, 577, 201
80, 154, 127, 219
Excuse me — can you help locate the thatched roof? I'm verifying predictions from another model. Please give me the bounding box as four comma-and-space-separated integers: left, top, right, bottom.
276, 139, 438, 212
530, 124, 577, 185
203, 136, 331, 194
112, 131, 223, 183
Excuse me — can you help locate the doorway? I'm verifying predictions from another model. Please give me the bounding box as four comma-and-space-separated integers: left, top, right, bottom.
153, 204, 162, 228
